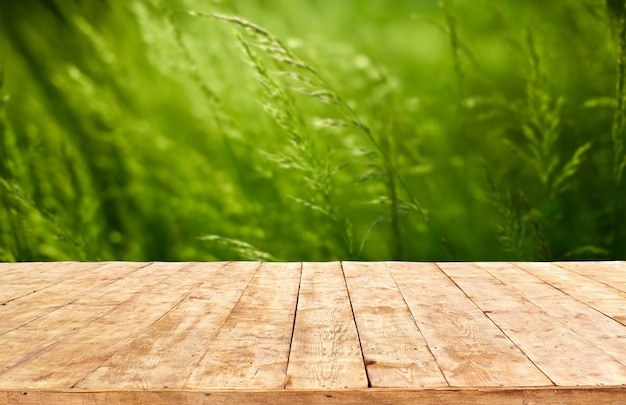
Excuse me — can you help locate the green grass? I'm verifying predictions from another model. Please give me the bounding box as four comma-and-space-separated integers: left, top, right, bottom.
0, 0, 624, 262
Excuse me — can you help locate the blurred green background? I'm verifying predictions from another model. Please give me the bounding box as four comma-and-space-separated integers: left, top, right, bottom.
1, 0, 625, 262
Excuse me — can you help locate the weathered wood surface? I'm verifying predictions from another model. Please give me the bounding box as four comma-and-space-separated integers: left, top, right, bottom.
1, 261, 626, 404
285, 262, 367, 389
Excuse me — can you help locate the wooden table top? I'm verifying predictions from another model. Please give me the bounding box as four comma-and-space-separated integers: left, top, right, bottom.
1, 261, 626, 404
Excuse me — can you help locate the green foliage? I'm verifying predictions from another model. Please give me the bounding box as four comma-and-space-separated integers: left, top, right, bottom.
0, 0, 624, 261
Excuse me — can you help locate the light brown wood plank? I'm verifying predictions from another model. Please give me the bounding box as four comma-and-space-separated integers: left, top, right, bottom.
0, 261, 186, 376
438, 262, 626, 386
555, 261, 626, 294
342, 261, 448, 388
388, 262, 551, 387
0, 262, 146, 335
517, 262, 626, 302
285, 262, 367, 389
0, 262, 103, 305
540, 262, 626, 325
0, 262, 65, 281
5, 387, 626, 405
479, 262, 626, 368
185, 262, 302, 389
2, 260, 626, 400
0, 262, 198, 388
518, 262, 626, 325
0, 262, 48, 282
74, 262, 258, 389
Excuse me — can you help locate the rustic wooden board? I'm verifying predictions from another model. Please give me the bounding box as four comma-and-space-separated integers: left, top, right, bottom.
477, 262, 626, 368
0, 262, 97, 303
75, 262, 258, 389
516, 262, 626, 303
559, 261, 626, 293
438, 262, 626, 386
342, 262, 448, 388
0, 262, 147, 335
2, 261, 626, 404
0, 262, 193, 388
0, 261, 186, 375
185, 262, 302, 389
285, 262, 367, 389
3, 387, 626, 405
388, 262, 552, 387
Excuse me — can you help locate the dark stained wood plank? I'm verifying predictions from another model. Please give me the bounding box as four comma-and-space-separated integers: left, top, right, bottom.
185, 262, 302, 389
285, 262, 367, 389
388, 262, 552, 387
342, 262, 448, 388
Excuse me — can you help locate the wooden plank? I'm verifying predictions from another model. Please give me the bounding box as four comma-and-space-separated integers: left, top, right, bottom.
2, 260, 626, 399
342, 262, 448, 388
0, 262, 146, 335
285, 262, 367, 389
0, 261, 196, 376
0, 262, 199, 388
387, 262, 551, 387
517, 262, 626, 302
477, 262, 626, 369
513, 261, 626, 330
0, 262, 61, 281
555, 261, 626, 294
5, 387, 626, 405
0, 262, 102, 305
438, 262, 626, 386
0, 262, 48, 282
74, 262, 258, 389
185, 262, 302, 389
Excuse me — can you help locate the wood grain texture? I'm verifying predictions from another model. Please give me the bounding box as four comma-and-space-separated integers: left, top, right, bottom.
0, 262, 144, 335
517, 262, 626, 305
342, 262, 448, 388
75, 262, 257, 389
1, 261, 626, 403
388, 262, 551, 387
0, 262, 95, 304
558, 261, 626, 293
5, 387, 626, 405
438, 262, 626, 386
478, 262, 626, 368
285, 262, 367, 389
0, 262, 185, 376
0, 262, 193, 388
185, 262, 302, 389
